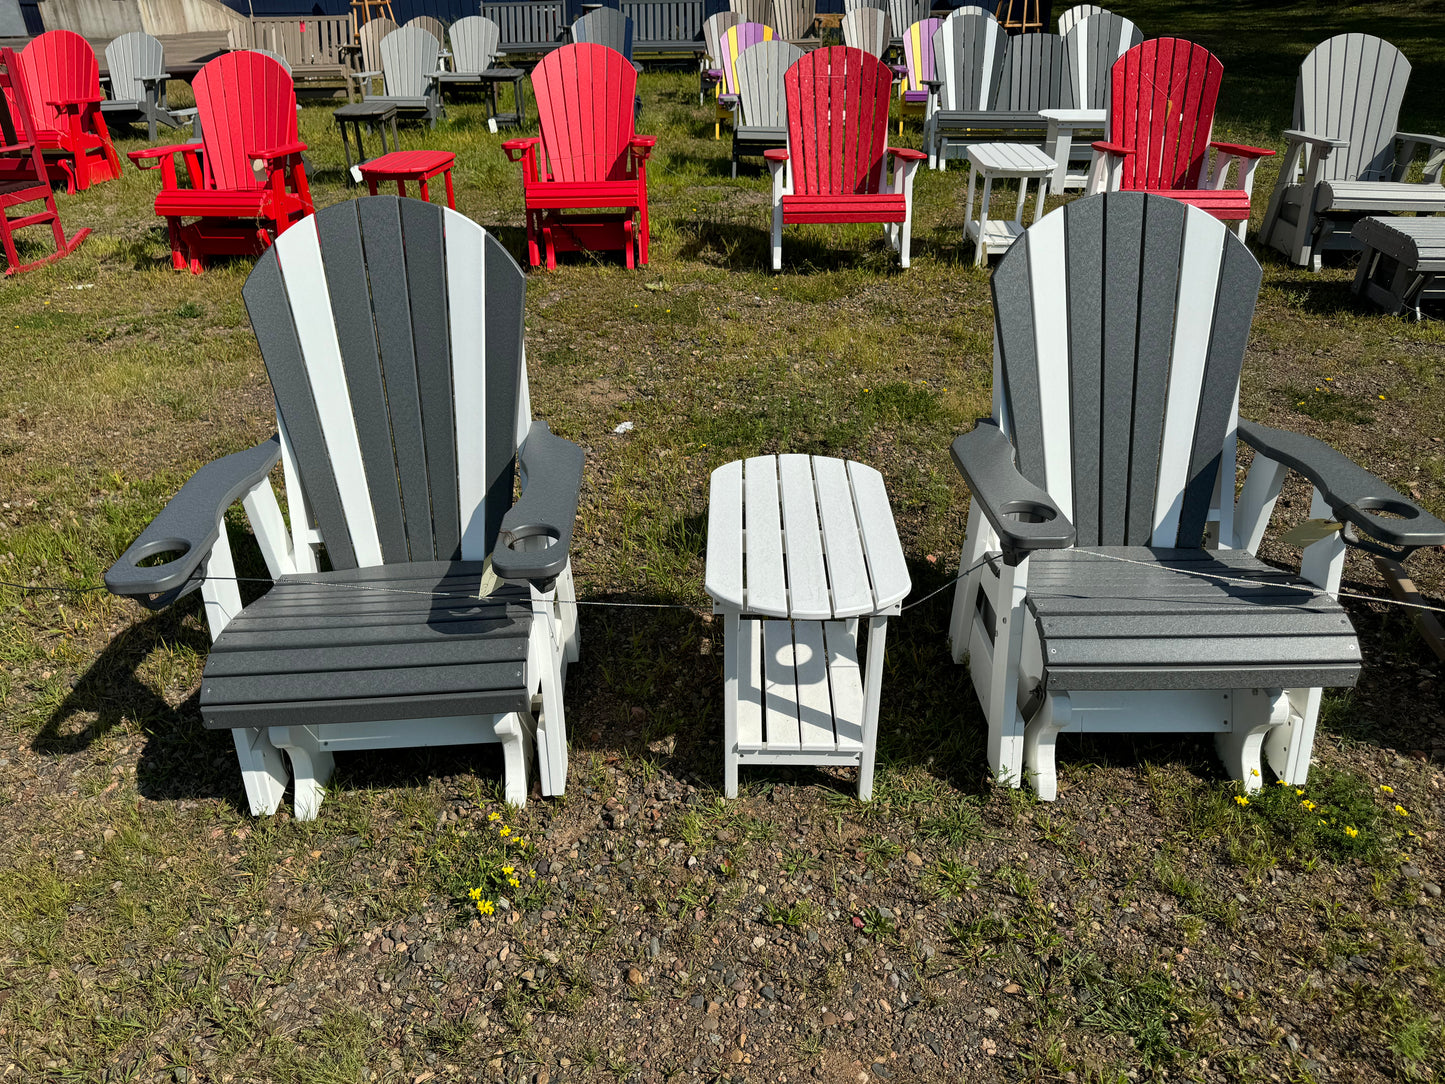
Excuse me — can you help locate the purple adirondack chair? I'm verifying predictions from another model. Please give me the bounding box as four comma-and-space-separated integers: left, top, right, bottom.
715, 21, 775, 138
897, 17, 941, 134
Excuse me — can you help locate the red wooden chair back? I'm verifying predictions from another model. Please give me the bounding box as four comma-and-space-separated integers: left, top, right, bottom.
16, 30, 101, 138
783, 46, 894, 197
1105, 37, 1222, 191
194, 51, 300, 192
530, 43, 638, 184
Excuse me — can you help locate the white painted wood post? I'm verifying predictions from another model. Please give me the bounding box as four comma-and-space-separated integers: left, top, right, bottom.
269, 725, 335, 821
985, 555, 1030, 786
232, 727, 290, 816
1215, 688, 1289, 793
857, 616, 889, 800
199, 524, 244, 641
723, 610, 740, 797
1232, 454, 1290, 553
768, 156, 787, 271
1023, 690, 1070, 800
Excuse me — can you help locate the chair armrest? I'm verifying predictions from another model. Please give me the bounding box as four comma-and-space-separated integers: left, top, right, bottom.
47, 94, 103, 108
249, 140, 308, 161
1237, 419, 1445, 554
922, 79, 943, 90
1281, 128, 1348, 151
502, 136, 541, 163
763, 148, 789, 163
355, 69, 383, 80
491, 421, 584, 585
1396, 131, 1445, 150
1091, 140, 1133, 157
127, 143, 195, 165
1210, 141, 1275, 160
628, 135, 657, 161
951, 421, 1075, 565
887, 147, 927, 162
141, 73, 172, 84
104, 435, 282, 607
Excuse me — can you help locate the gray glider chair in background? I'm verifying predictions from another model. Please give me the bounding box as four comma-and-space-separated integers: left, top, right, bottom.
570, 8, 643, 118
731, 38, 802, 178
104, 197, 584, 820
100, 31, 183, 141
361, 25, 445, 127
948, 191, 1445, 801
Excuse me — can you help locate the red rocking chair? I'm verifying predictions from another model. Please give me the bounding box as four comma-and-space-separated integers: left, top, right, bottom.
128, 51, 313, 273
503, 43, 655, 270
0, 47, 89, 274
12, 30, 121, 193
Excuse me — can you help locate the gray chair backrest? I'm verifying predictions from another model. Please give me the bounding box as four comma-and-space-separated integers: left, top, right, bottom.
1056, 2, 1105, 35
1062, 11, 1141, 110
243, 196, 528, 567
1295, 33, 1411, 183
358, 17, 397, 71
408, 15, 447, 46
105, 30, 164, 103
948, 5, 992, 19
704, 10, 742, 60
992, 192, 1262, 549
888, 0, 929, 38
734, 37, 803, 125
731, 0, 773, 26
571, 7, 634, 60
842, 7, 888, 57
449, 15, 501, 72
770, 0, 815, 40
251, 47, 292, 74
931, 13, 1006, 110
379, 26, 442, 96
996, 31, 1072, 111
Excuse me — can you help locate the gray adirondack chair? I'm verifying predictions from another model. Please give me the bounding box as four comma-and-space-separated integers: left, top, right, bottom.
888, 0, 929, 44
571, 7, 640, 68
949, 191, 1445, 800
99, 31, 181, 141
347, 16, 397, 100
731, 0, 773, 27
450, 14, 503, 71
731, 38, 803, 177
950, 4, 992, 16
1259, 34, 1445, 270
842, 7, 889, 58
362, 26, 444, 128
1038, 11, 1142, 190
926, 22, 1072, 169
408, 14, 447, 54
771, 0, 816, 41
844, 0, 890, 40
1056, 2, 1105, 35
700, 10, 742, 104
104, 196, 584, 821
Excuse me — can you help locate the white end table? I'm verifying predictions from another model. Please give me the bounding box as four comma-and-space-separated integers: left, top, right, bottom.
962, 143, 1056, 266
705, 455, 911, 800
1039, 108, 1107, 191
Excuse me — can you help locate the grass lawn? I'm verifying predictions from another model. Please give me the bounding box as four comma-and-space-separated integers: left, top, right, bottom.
1, 1, 1444, 1081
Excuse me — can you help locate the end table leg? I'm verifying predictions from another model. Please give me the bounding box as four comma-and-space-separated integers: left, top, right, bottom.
444, 169, 455, 209
976, 174, 994, 266
857, 616, 889, 801
396, 180, 406, 198
420, 177, 431, 203
724, 611, 740, 798
1034, 177, 1048, 224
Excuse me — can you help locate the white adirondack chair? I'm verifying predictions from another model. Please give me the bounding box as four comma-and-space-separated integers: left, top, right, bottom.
732, 38, 802, 177
1259, 33, 1445, 270
1056, 2, 1106, 35
100, 31, 182, 141
449, 15, 502, 72
104, 197, 584, 820
842, 7, 889, 58
949, 191, 1445, 800
700, 10, 741, 104
362, 25, 445, 127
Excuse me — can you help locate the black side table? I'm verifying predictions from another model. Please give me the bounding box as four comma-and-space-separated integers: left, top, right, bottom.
435, 69, 528, 131
332, 102, 401, 185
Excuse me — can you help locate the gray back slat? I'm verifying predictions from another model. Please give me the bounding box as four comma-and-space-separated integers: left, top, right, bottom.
1297, 33, 1410, 183
993, 193, 1263, 553
933, 14, 1006, 111
842, 8, 888, 57
572, 7, 634, 60
380, 25, 441, 96
483, 238, 525, 549
483, 1, 565, 50
450, 15, 502, 72
735, 38, 803, 125
997, 31, 1071, 111
358, 17, 397, 72
704, 10, 742, 60
1056, 2, 1104, 35
771, 0, 815, 40
731, 0, 773, 28
1062, 11, 1140, 109
888, 0, 928, 39
409, 15, 447, 46
622, 0, 704, 47
105, 31, 164, 103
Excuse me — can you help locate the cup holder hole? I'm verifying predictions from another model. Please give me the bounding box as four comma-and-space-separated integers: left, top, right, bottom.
998, 499, 1057, 525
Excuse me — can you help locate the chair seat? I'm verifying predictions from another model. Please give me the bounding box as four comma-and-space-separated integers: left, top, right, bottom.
1144, 188, 1253, 222
155, 188, 306, 218
363, 94, 431, 111
99, 99, 145, 112
781, 192, 907, 224
1318, 180, 1445, 215
992, 548, 1362, 692
201, 562, 534, 730
734, 125, 787, 148
524, 178, 645, 209
932, 109, 1044, 131
902, 90, 928, 104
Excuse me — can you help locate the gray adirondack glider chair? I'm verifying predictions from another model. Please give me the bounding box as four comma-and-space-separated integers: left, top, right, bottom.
450, 14, 503, 71
731, 0, 773, 27
771, 0, 816, 41
700, 10, 741, 104
1259, 34, 1445, 271
731, 38, 802, 177
926, 22, 1071, 170
347, 16, 398, 100
362, 26, 445, 127
571, 7, 640, 68
842, 7, 888, 58
1056, 2, 1105, 35
1038, 11, 1142, 190
948, 192, 1445, 801
99, 31, 181, 141
408, 14, 447, 55
104, 197, 584, 820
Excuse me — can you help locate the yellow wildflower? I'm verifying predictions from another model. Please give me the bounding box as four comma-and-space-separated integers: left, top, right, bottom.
477, 899, 496, 916
508, 876, 521, 888
529, 870, 537, 879
1395, 805, 1409, 817
1301, 800, 1316, 812
1251, 769, 1260, 777
468, 887, 482, 901
501, 866, 515, 876
1380, 785, 1394, 795
488, 812, 502, 822
1343, 825, 1359, 839
500, 826, 512, 837
1295, 788, 1305, 796
1234, 796, 1249, 807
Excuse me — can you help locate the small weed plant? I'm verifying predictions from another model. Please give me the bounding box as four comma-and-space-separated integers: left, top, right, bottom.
425, 809, 547, 917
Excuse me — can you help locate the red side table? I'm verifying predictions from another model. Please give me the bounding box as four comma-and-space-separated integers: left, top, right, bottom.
358, 150, 457, 209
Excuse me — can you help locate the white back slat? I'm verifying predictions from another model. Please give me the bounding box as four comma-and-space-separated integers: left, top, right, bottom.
779, 454, 832, 620
848, 461, 911, 611
273, 218, 384, 567
792, 620, 838, 748
444, 209, 491, 561
743, 456, 789, 616
814, 456, 872, 616
762, 619, 802, 749
705, 460, 746, 609
1025, 208, 1074, 520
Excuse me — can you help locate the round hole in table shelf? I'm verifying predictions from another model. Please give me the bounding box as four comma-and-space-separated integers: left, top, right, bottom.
997, 499, 1058, 525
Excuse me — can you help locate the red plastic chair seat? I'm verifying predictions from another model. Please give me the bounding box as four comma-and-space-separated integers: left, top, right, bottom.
154, 189, 303, 218
1151, 189, 1253, 222
781, 193, 908, 224
522, 179, 646, 209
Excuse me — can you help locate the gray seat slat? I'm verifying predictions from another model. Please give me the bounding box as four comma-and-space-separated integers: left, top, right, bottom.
206, 636, 527, 678
203, 661, 527, 706
214, 615, 530, 649
1045, 663, 1362, 692
1039, 611, 1354, 638
202, 689, 534, 730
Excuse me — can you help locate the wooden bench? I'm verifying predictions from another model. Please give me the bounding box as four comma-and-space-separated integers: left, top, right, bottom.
240, 17, 354, 84
484, 0, 567, 55
1351, 216, 1445, 318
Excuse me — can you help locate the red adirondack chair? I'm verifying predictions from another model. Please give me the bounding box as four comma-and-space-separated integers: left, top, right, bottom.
765, 47, 927, 270
128, 52, 313, 274
0, 47, 89, 274
1085, 38, 1274, 238
502, 43, 655, 270
10, 30, 121, 193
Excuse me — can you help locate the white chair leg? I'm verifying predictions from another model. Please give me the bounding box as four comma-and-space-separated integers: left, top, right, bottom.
232, 727, 289, 816
556, 561, 580, 665
531, 606, 569, 796
494, 711, 533, 807
269, 725, 335, 821
723, 611, 740, 798
856, 617, 889, 801
985, 557, 1030, 787
1267, 687, 1321, 786
771, 202, 783, 271
1215, 688, 1290, 792
1023, 692, 1071, 801
949, 499, 993, 663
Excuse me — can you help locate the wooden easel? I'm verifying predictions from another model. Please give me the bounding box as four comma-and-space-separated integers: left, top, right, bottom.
351, 0, 396, 28
994, 0, 1042, 34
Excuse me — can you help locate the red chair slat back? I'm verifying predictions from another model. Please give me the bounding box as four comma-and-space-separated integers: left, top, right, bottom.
1107, 37, 1222, 191
784, 46, 893, 197
531, 43, 637, 184
17, 30, 101, 138
194, 51, 299, 191
0, 46, 42, 151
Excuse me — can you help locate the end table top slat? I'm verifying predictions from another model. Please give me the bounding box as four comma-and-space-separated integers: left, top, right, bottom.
847, 460, 912, 611
813, 456, 873, 616
778, 454, 832, 620
742, 456, 789, 616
